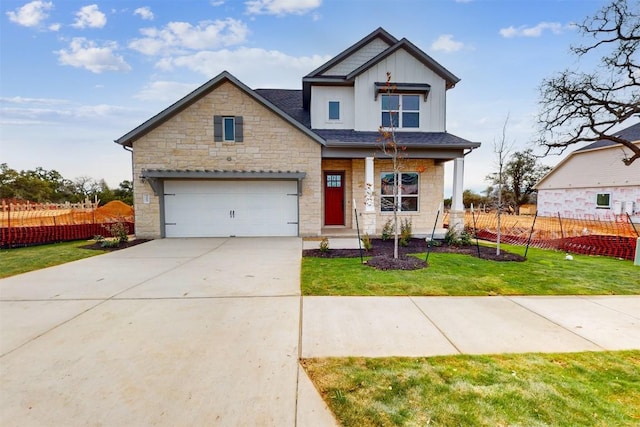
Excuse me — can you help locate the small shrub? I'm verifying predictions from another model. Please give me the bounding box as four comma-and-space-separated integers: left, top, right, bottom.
319, 237, 330, 253
101, 217, 129, 247
93, 235, 105, 242
444, 228, 472, 247
381, 219, 393, 241
400, 218, 412, 247
362, 234, 373, 251
427, 239, 442, 247
100, 238, 122, 248
459, 231, 473, 246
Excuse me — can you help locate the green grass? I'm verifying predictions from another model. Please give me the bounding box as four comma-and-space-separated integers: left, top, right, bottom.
301, 243, 640, 296
0, 240, 106, 279
303, 351, 640, 427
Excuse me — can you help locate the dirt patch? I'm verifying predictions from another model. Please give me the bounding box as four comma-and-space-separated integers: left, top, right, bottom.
303, 238, 526, 263
365, 255, 428, 270
80, 238, 151, 252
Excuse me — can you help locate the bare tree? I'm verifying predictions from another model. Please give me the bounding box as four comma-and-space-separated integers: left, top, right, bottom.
378, 72, 406, 259
486, 149, 551, 214
493, 116, 514, 256
537, 0, 640, 165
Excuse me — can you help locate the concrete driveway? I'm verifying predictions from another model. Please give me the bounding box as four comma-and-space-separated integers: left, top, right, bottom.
1, 238, 333, 426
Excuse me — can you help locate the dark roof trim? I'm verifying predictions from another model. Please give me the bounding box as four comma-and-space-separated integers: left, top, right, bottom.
323, 141, 481, 150
347, 38, 460, 89
114, 71, 325, 148
303, 27, 398, 79
374, 82, 431, 100
141, 169, 306, 180
322, 146, 467, 160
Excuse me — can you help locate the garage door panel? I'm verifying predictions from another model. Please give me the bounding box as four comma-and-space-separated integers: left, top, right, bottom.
163, 180, 298, 237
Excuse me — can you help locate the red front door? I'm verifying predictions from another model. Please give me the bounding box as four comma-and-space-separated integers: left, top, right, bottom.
324, 172, 344, 225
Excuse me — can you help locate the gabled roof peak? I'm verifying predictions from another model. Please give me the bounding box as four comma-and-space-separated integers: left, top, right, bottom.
304, 27, 398, 79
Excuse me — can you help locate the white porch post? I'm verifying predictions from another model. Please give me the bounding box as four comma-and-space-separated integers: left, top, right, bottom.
365, 157, 375, 212
450, 156, 465, 232
362, 156, 376, 234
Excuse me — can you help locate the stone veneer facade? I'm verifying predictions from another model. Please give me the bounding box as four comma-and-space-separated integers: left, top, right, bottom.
131, 81, 322, 238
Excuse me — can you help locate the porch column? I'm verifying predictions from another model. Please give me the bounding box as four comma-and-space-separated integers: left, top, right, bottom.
365, 157, 375, 212
362, 156, 376, 234
450, 157, 465, 233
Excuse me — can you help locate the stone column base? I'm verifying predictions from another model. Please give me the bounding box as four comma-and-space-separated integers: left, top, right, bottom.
360, 211, 377, 235
448, 210, 465, 234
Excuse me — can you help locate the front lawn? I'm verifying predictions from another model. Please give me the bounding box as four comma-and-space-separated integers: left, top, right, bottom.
303, 350, 640, 427
0, 240, 106, 279
301, 243, 640, 296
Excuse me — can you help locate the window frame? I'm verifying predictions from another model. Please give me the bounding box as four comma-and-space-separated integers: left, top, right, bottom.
596, 192, 611, 209
381, 94, 420, 129
380, 171, 420, 212
214, 115, 243, 143
223, 117, 235, 141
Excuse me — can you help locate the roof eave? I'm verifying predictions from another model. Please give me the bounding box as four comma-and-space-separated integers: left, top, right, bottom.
346, 38, 460, 88
303, 27, 398, 79
115, 70, 326, 148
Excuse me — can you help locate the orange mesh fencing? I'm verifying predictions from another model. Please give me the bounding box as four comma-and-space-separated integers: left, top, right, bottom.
1, 200, 134, 248
444, 211, 639, 260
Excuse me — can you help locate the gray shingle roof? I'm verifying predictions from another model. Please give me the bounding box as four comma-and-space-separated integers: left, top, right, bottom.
254, 89, 310, 128
315, 129, 479, 148
575, 122, 640, 152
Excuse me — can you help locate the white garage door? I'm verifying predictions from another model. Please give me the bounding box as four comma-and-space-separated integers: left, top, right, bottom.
163, 180, 299, 237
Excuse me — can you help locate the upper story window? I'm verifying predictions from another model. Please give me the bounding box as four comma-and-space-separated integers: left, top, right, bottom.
214, 115, 244, 143
381, 94, 420, 128
328, 101, 340, 121
223, 117, 235, 141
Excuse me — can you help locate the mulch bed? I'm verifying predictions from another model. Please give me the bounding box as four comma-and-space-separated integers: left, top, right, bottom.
80, 238, 152, 252
303, 238, 526, 270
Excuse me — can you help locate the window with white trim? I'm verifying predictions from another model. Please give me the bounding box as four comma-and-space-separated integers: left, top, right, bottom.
213, 115, 244, 143
380, 172, 419, 212
381, 94, 420, 128
596, 193, 611, 209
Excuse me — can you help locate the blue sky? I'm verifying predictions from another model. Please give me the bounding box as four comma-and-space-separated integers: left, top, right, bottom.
0, 0, 622, 195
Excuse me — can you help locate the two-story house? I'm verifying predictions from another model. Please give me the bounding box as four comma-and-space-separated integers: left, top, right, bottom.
115, 27, 479, 239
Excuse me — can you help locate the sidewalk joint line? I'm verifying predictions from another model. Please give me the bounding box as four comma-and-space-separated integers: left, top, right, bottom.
506, 296, 606, 350
409, 296, 463, 354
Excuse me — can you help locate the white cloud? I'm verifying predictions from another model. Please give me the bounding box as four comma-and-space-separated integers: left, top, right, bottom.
72, 4, 107, 29
133, 7, 154, 21
0, 96, 70, 105
55, 38, 131, 73
134, 81, 200, 102
431, 34, 464, 53
499, 22, 566, 38
155, 47, 331, 88
210, 0, 225, 6
48, 22, 61, 31
245, 0, 321, 16
129, 18, 248, 56
6, 1, 53, 28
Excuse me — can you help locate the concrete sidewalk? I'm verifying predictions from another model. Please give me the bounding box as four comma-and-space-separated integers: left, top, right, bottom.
301, 295, 640, 358
2, 237, 639, 427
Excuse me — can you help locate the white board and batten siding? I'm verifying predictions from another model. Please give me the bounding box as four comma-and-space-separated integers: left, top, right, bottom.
163, 180, 299, 237
310, 86, 355, 129
354, 50, 447, 132
322, 38, 391, 76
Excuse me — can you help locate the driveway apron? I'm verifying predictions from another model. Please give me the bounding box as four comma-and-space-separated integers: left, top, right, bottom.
0, 238, 305, 426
